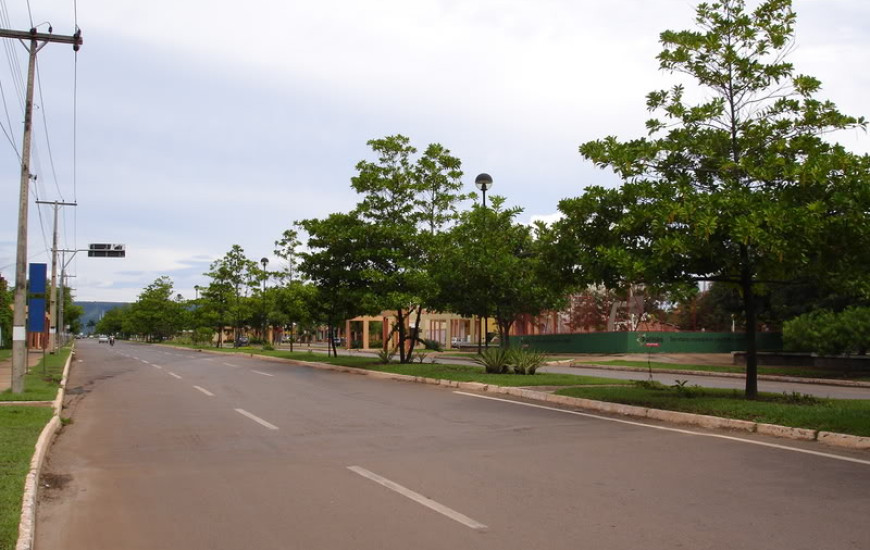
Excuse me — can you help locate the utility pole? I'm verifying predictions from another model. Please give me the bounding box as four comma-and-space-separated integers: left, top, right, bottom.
1, 27, 82, 393
36, 200, 77, 353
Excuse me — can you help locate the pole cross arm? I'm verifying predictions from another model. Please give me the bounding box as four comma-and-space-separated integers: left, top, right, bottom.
0, 27, 83, 49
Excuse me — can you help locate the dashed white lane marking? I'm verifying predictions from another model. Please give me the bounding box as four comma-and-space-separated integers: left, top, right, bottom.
223, 362, 239, 368
252, 370, 274, 377
168, 372, 182, 380
153, 365, 163, 370
235, 409, 279, 430
454, 392, 870, 466
193, 386, 215, 397
348, 466, 487, 531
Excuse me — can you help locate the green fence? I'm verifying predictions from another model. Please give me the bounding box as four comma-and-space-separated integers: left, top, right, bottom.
510, 331, 782, 354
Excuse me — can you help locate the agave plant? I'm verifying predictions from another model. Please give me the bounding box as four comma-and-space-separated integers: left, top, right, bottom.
509, 349, 548, 375
472, 347, 512, 374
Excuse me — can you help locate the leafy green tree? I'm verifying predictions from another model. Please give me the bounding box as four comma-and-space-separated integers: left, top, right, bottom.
431, 197, 565, 348
204, 245, 258, 346
124, 276, 185, 341
95, 305, 129, 337
0, 276, 12, 348
61, 287, 84, 336
555, 0, 869, 397
349, 135, 466, 362
296, 212, 378, 357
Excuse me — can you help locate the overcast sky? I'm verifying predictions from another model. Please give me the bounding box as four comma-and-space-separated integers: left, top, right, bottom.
0, 0, 867, 303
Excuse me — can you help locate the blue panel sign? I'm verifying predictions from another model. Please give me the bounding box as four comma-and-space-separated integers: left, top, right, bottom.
29, 297, 46, 332
29, 263, 47, 295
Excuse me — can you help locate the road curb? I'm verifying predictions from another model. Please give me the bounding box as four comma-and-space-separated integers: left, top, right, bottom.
156, 346, 870, 452
274, 357, 867, 452
565, 362, 870, 389
16, 346, 74, 550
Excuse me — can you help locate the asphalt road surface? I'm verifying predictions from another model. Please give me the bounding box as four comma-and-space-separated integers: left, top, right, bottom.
36, 341, 870, 550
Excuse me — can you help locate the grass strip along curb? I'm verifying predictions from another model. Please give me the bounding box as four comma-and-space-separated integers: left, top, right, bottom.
0, 346, 73, 550
572, 360, 870, 388
217, 347, 869, 451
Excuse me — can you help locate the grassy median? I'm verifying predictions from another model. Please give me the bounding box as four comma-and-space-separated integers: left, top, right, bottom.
0, 345, 71, 548
0, 406, 54, 549
587, 359, 870, 381
557, 383, 870, 437
0, 346, 71, 402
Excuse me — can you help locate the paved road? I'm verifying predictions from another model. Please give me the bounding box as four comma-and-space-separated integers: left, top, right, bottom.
37, 341, 870, 550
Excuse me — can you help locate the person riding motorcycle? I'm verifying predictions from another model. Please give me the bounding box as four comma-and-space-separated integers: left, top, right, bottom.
109, 335, 115, 346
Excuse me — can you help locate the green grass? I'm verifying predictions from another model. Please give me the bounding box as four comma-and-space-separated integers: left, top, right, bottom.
0, 349, 11, 362
556, 383, 870, 437
161, 343, 633, 387
359, 361, 633, 387
587, 359, 867, 380
0, 346, 71, 402
0, 406, 54, 549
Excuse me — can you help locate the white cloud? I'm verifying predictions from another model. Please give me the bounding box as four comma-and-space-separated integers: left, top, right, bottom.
0, 0, 867, 302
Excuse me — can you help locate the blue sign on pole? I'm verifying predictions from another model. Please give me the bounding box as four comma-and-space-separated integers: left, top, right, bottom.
29, 263, 47, 294
28, 297, 46, 332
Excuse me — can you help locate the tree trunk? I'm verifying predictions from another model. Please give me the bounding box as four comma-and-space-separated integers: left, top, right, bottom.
740, 246, 758, 399
396, 310, 407, 363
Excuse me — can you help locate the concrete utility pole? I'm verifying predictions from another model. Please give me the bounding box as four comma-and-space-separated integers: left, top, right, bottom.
36, 200, 77, 353
1, 27, 82, 393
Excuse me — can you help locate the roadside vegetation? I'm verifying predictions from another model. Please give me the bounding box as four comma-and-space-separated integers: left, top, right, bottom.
0, 346, 72, 402
585, 360, 870, 381
0, 344, 72, 548
556, 382, 870, 438
0, 406, 53, 549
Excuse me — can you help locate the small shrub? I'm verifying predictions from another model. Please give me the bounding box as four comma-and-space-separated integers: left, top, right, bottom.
412, 352, 429, 364
263, 343, 275, 351
472, 348, 512, 374
509, 349, 548, 375
422, 339, 444, 352
377, 348, 397, 364
634, 379, 667, 390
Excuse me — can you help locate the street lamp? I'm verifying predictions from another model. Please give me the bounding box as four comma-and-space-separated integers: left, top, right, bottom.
475, 173, 493, 208
260, 257, 269, 347
474, 173, 494, 352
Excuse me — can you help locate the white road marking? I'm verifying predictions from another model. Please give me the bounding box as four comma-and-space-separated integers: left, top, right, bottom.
153, 365, 163, 370
193, 386, 215, 397
348, 466, 487, 530
141, 360, 151, 365
223, 362, 239, 368
235, 409, 279, 430
455, 392, 870, 466
168, 372, 182, 380
252, 370, 274, 377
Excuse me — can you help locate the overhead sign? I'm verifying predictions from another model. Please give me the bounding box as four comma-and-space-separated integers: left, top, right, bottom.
88, 243, 126, 258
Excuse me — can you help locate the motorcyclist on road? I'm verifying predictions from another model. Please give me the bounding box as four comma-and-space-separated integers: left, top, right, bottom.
109, 335, 115, 346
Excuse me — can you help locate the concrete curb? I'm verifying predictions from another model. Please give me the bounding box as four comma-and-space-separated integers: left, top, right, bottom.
565, 362, 870, 389
16, 346, 74, 550
273, 357, 868, 453
160, 346, 870, 451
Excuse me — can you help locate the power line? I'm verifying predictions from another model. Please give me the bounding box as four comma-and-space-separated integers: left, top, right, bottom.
35, 57, 63, 200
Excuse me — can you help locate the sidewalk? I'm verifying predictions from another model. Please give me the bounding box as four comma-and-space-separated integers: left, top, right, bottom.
0, 351, 48, 392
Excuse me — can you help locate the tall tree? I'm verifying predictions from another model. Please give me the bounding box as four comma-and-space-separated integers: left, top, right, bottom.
349, 135, 465, 362
555, 0, 869, 397
296, 212, 377, 357
431, 197, 564, 348
125, 276, 185, 342
204, 245, 258, 346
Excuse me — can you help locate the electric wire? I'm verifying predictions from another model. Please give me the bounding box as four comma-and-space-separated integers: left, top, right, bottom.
35, 57, 64, 200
